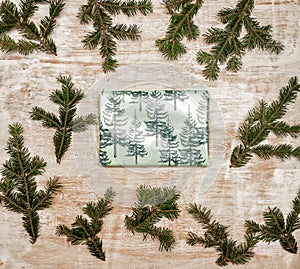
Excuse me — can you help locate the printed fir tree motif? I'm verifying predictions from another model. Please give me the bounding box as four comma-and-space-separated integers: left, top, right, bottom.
144, 91, 168, 146
164, 90, 188, 111
99, 122, 112, 166
130, 91, 149, 112
159, 117, 180, 166
116, 90, 131, 103
196, 91, 209, 143
180, 106, 205, 166
103, 91, 128, 158
126, 110, 148, 165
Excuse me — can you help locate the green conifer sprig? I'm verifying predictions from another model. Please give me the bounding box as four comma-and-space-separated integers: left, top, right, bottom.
78, 0, 153, 73
246, 189, 300, 254
187, 204, 259, 266
56, 188, 115, 261
30, 75, 97, 164
125, 184, 180, 251
0, 0, 64, 55
230, 76, 300, 168
0, 122, 62, 244
156, 0, 204, 60
197, 0, 284, 80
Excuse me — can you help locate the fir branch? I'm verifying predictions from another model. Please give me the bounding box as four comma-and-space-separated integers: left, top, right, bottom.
156, 0, 203, 60
246, 189, 300, 254
56, 188, 115, 261
125, 185, 180, 251
0, 123, 62, 244
39, 0, 64, 38
30, 75, 97, 164
197, 0, 284, 80
230, 77, 300, 168
0, 0, 65, 56
78, 0, 153, 73
100, 0, 152, 16
163, 0, 188, 12
187, 204, 259, 266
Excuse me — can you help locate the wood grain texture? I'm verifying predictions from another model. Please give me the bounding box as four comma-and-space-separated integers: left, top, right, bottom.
0, 0, 300, 268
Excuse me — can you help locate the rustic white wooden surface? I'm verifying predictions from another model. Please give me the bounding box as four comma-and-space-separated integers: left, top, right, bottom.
0, 0, 300, 268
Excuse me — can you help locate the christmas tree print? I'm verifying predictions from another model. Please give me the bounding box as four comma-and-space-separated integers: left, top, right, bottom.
99, 122, 112, 166
103, 91, 128, 158
117, 91, 131, 103
99, 89, 209, 166
179, 106, 206, 166
196, 91, 209, 144
145, 91, 168, 146
159, 117, 180, 166
164, 90, 188, 111
126, 110, 148, 165
130, 91, 149, 111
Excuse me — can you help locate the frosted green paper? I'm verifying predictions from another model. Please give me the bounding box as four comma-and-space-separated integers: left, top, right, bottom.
99, 90, 209, 166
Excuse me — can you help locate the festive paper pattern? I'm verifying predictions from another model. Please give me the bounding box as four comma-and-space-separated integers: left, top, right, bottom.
99, 90, 209, 166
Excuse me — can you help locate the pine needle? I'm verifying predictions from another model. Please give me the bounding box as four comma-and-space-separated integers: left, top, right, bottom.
187, 203, 259, 266
197, 0, 284, 80
0, 0, 64, 55
78, 0, 153, 72
30, 75, 97, 164
156, 0, 203, 60
230, 77, 300, 168
0, 123, 62, 244
56, 188, 116, 261
125, 184, 180, 252
245, 189, 300, 254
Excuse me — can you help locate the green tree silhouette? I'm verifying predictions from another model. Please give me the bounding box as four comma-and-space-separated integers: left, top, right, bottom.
159, 117, 180, 166
103, 91, 128, 158
99, 122, 112, 166
130, 91, 149, 111
164, 90, 188, 111
144, 91, 168, 146
196, 91, 209, 144
126, 110, 148, 165
180, 106, 206, 165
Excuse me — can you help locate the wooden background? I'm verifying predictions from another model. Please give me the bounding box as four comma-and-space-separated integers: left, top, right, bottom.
0, 0, 300, 268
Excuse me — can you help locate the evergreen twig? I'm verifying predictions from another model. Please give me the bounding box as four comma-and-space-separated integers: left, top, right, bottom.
156, 0, 204, 60
125, 184, 180, 251
187, 204, 259, 266
30, 75, 97, 164
230, 76, 300, 168
0, 122, 62, 244
197, 0, 284, 80
0, 0, 64, 55
246, 189, 300, 254
56, 188, 116, 261
78, 0, 153, 73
